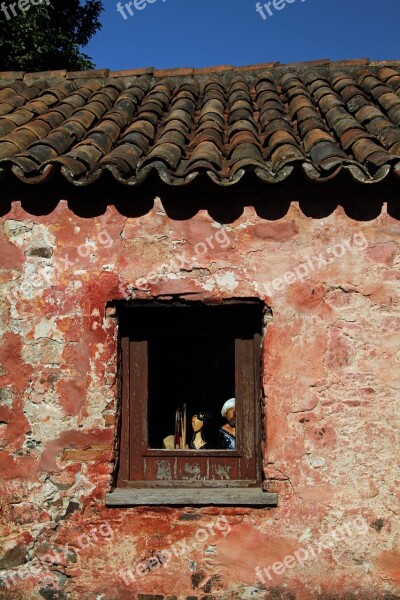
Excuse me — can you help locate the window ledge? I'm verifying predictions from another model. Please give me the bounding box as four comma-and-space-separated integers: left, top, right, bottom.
106, 488, 278, 507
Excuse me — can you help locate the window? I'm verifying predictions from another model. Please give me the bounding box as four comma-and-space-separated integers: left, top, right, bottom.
106, 300, 278, 506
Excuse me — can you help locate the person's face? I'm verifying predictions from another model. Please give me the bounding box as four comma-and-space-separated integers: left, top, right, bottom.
192, 415, 203, 433
226, 407, 236, 428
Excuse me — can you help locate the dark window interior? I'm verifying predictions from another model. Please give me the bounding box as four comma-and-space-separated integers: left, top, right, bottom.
117, 301, 263, 486
148, 333, 235, 449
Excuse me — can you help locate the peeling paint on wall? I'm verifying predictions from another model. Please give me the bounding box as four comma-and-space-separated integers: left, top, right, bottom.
0, 196, 399, 599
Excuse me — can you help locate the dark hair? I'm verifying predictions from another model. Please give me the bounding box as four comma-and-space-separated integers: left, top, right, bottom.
190, 411, 217, 448
191, 411, 210, 423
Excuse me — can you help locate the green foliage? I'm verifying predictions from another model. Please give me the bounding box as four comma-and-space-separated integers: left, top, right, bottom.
0, 0, 103, 71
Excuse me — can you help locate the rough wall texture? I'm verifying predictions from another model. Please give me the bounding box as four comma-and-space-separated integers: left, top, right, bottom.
0, 182, 399, 600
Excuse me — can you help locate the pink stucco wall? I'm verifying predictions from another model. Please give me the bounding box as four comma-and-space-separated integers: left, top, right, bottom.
0, 191, 399, 599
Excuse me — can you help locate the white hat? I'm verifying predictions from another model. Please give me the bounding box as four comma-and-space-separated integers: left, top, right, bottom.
221, 398, 235, 418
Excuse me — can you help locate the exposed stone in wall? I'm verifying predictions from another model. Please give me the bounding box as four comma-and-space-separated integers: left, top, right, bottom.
0, 192, 399, 599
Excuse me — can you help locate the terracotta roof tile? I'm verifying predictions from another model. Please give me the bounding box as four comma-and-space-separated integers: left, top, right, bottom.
389, 141, 400, 156
1, 60, 400, 185
66, 69, 110, 79
110, 68, 154, 77
153, 67, 194, 77
194, 65, 234, 74
0, 72, 25, 80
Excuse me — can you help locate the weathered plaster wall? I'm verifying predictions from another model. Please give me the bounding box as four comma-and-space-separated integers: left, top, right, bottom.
0, 189, 399, 600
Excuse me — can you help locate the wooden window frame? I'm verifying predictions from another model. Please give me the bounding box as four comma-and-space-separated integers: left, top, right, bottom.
106, 301, 278, 507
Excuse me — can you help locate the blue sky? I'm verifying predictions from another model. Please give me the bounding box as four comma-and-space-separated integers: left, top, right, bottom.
86, 0, 400, 71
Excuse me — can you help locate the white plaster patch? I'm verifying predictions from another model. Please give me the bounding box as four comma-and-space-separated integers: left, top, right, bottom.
22, 338, 64, 366
232, 220, 253, 230
298, 528, 312, 543
0, 386, 13, 408
18, 261, 53, 299
214, 270, 239, 292
64, 279, 83, 295
305, 455, 326, 469
202, 278, 217, 292
34, 317, 57, 340
93, 343, 105, 359
23, 400, 67, 442
73, 269, 87, 275
3, 219, 33, 240
240, 586, 268, 599
31, 224, 55, 247
85, 384, 109, 421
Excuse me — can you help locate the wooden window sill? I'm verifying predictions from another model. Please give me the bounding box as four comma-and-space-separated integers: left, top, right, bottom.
106, 488, 278, 506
